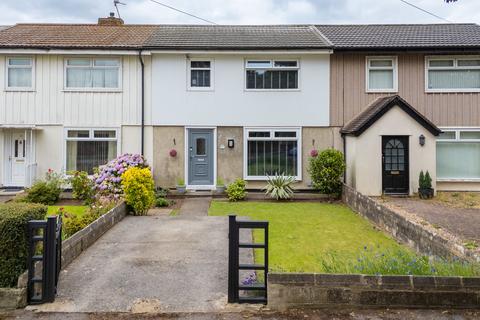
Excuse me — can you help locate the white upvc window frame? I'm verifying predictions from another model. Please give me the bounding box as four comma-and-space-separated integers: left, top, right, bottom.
244, 59, 300, 91
5, 56, 35, 91
243, 127, 302, 181
425, 56, 480, 93
187, 58, 214, 91
64, 127, 121, 175
436, 127, 480, 182
365, 56, 398, 93
63, 57, 122, 92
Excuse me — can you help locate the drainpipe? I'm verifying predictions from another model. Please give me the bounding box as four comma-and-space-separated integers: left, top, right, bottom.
342, 133, 347, 184
138, 50, 145, 156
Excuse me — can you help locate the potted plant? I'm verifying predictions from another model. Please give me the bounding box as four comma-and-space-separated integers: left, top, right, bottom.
176, 178, 186, 194
216, 178, 226, 193
418, 170, 434, 199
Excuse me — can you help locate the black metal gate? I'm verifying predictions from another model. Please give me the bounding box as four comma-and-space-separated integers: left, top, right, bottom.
228, 215, 268, 304
27, 215, 63, 304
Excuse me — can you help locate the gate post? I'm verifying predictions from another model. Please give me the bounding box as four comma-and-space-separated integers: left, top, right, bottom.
228, 215, 238, 303
43, 216, 57, 303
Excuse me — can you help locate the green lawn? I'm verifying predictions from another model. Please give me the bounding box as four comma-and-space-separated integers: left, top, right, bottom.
47, 205, 88, 218
209, 201, 411, 273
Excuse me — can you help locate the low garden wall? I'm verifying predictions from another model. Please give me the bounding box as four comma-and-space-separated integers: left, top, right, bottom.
0, 202, 127, 310
62, 201, 127, 267
342, 184, 479, 263
268, 273, 480, 309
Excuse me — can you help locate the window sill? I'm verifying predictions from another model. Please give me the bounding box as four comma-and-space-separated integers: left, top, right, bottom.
5, 88, 35, 92
426, 89, 480, 93
62, 89, 122, 93
437, 178, 480, 182
366, 89, 397, 94
244, 89, 301, 92
244, 176, 302, 181
187, 87, 214, 92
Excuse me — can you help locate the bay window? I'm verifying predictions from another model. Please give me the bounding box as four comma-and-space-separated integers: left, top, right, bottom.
244, 128, 301, 179
426, 57, 480, 92
245, 60, 299, 90
6, 57, 34, 90
66, 129, 118, 174
65, 58, 121, 89
437, 129, 480, 180
366, 57, 397, 92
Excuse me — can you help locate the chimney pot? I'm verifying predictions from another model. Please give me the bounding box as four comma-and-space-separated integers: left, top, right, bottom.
98, 13, 124, 26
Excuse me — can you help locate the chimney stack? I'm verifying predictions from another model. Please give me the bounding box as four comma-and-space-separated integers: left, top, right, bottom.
98, 12, 124, 26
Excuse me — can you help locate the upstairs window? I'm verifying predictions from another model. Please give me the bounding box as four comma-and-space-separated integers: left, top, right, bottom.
427, 57, 480, 92
65, 58, 121, 89
366, 57, 397, 92
245, 60, 299, 90
66, 129, 118, 174
188, 59, 213, 90
437, 129, 480, 180
6, 57, 34, 90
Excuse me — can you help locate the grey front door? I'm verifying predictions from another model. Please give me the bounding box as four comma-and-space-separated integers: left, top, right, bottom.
188, 129, 214, 186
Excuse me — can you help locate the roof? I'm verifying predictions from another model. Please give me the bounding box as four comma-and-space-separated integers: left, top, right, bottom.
144, 25, 331, 50
340, 95, 442, 136
315, 23, 480, 50
0, 24, 158, 49
0, 23, 479, 51
0, 23, 331, 51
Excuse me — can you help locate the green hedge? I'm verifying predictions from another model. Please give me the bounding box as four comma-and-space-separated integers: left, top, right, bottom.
0, 203, 47, 287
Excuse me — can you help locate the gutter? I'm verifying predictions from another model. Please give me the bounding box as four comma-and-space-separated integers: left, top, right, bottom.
138, 50, 145, 156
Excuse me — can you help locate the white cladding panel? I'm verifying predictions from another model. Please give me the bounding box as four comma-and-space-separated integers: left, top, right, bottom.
0, 55, 147, 126
151, 54, 330, 126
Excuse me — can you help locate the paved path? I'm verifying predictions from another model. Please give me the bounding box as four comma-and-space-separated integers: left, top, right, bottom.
30, 214, 249, 313
178, 197, 212, 216
387, 198, 480, 242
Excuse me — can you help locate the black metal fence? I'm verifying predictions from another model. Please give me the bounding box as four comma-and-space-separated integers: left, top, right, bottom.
27, 215, 63, 304
228, 215, 268, 304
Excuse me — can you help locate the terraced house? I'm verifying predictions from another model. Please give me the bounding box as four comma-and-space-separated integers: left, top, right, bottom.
0, 16, 479, 196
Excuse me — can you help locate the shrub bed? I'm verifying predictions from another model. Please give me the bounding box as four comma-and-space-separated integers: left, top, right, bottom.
0, 203, 47, 288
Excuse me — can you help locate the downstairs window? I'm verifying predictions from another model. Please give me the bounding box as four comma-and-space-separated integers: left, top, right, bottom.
245, 128, 301, 179
437, 129, 480, 180
66, 129, 118, 174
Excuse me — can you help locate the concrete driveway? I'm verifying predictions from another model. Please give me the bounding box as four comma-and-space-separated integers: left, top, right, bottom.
31, 214, 247, 313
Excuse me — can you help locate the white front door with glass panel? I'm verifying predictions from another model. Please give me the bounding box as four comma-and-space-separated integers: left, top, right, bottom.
7, 132, 26, 186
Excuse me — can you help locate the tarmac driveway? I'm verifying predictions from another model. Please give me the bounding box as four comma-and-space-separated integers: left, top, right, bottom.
31, 214, 244, 313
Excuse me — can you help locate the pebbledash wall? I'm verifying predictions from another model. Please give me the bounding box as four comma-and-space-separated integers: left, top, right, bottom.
152, 126, 342, 188
0, 54, 154, 186
150, 53, 339, 189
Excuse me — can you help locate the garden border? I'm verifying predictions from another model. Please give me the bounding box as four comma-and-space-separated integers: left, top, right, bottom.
268, 273, 480, 310
0, 201, 127, 310
342, 184, 480, 263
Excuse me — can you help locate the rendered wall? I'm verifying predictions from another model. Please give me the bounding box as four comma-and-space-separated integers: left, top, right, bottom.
151, 54, 330, 127
345, 105, 436, 196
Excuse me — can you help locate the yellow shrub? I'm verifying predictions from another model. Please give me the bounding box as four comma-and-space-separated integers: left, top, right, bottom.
121, 167, 155, 215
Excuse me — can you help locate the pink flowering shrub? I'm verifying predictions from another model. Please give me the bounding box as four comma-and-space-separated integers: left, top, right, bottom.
92, 154, 148, 200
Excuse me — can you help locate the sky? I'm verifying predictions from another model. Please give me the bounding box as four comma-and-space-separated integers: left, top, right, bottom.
0, 0, 478, 25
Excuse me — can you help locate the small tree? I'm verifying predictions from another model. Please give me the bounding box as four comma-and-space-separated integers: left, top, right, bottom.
308, 148, 346, 197
424, 171, 432, 189
419, 170, 426, 189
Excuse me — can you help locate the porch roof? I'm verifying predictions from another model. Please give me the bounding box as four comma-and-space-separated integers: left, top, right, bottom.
0, 124, 42, 130
340, 95, 442, 137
